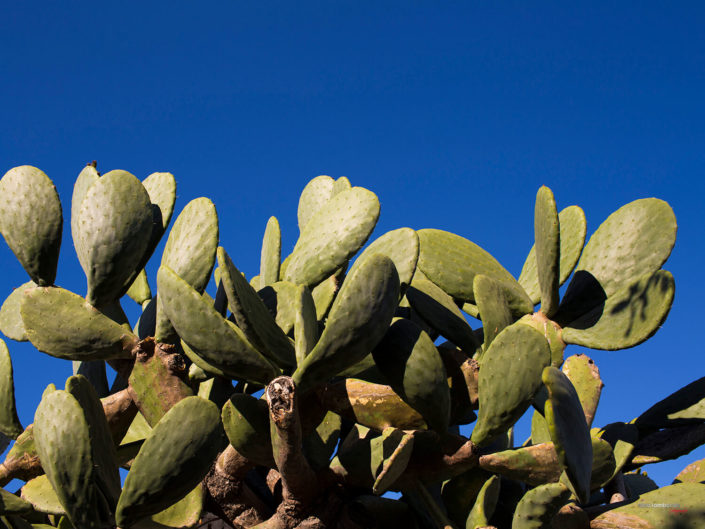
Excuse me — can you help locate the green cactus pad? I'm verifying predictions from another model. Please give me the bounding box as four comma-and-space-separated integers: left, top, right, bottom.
0, 339, 23, 438
561, 354, 603, 427
372, 318, 450, 432
624, 471, 659, 497
297, 175, 335, 232
20, 475, 63, 514
135, 485, 203, 529
285, 187, 380, 287
348, 227, 419, 292
471, 323, 550, 447
0, 488, 32, 514
34, 390, 102, 527
417, 229, 533, 317
258, 280, 299, 336
558, 198, 676, 322
478, 443, 561, 485
635, 375, 705, 429
156, 197, 218, 342
511, 482, 571, 529
259, 216, 281, 288
591, 483, 705, 528
116, 396, 224, 527
674, 457, 705, 484
465, 474, 500, 529
473, 274, 513, 349
221, 394, 275, 468
0, 281, 36, 342
532, 186, 561, 317
141, 171, 176, 256
517, 313, 565, 367
65, 375, 121, 507
542, 366, 592, 504
333, 176, 352, 195
217, 247, 295, 368
75, 170, 154, 306
519, 205, 586, 305
294, 285, 318, 365
312, 268, 344, 320
406, 276, 478, 354
157, 266, 277, 383
293, 254, 399, 392
596, 422, 638, 483
331, 425, 413, 494
302, 411, 342, 472
126, 270, 152, 306
530, 409, 552, 445
0, 166, 63, 286
586, 436, 617, 490
561, 270, 675, 350
70, 164, 100, 259
21, 287, 138, 360
441, 468, 493, 527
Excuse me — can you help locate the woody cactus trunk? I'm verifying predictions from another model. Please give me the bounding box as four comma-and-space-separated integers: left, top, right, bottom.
0, 165, 702, 529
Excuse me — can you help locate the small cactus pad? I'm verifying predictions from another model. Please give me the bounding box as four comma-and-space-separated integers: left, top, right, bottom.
417, 229, 533, 317
160, 197, 219, 292
473, 274, 513, 350
405, 276, 478, 354
465, 474, 500, 529
21, 287, 138, 361
0, 488, 32, 514
333, 176, 352, 195
635, 375, 705, 429
561, 270, 675, 350
311, 268, 344, 320
519, 205, 586, 305
259, 216, 281, 288
75, 170, 154, 306
559, 198, 676, 320
34, 390, 102, 527
157, 266, 278, 384
596, 422, 639, 482
0, 281, 36, 342
471, 324, 550, 447
70, 164, 100, 257
674, 457, 705, 484
116, 397, 224, 527
20, 475, 63, 514
217, 247, 295, 368
65, 375, 121, 507
348, 227, 419, 292
0, 166, 63, 286
532, 186, 561, 317
517, 313, 565, 367
297, 175, 335, 232
561, 354, 603, 427
126, 270, 152, 305
303, 410, 342, 472
258, 280, 300, 336
373, 318, 450, 432
478, 443, 561, 485
221, 394, 275, 468
510, 482, 571, 529
0, 340, 23, 438
294, 284, 318, 365
542, 366, 592, 504
285, 187, 380, 287
591, 483, 705, 528
141, 171, 177, 250
293, 254, 399, 392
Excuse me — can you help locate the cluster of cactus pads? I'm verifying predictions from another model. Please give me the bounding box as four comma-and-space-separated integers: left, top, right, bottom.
0, 165, 703, 529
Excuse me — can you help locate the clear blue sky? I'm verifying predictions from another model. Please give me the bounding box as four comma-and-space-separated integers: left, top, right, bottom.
2, 2, 704, 487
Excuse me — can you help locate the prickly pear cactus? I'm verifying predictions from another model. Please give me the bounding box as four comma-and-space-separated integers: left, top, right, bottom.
0, 164, 699, 529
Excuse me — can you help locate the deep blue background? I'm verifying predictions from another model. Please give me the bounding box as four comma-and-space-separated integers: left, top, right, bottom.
2, 2, 704, 488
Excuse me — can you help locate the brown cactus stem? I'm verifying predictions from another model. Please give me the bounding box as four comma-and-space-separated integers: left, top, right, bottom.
266, 376, 318, 506
204, 445, 271, 528
127, 338, 193, 426
101, 387, 138, 444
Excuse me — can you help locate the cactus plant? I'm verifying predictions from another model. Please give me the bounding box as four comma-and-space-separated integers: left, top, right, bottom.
0, 165, 702, 529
